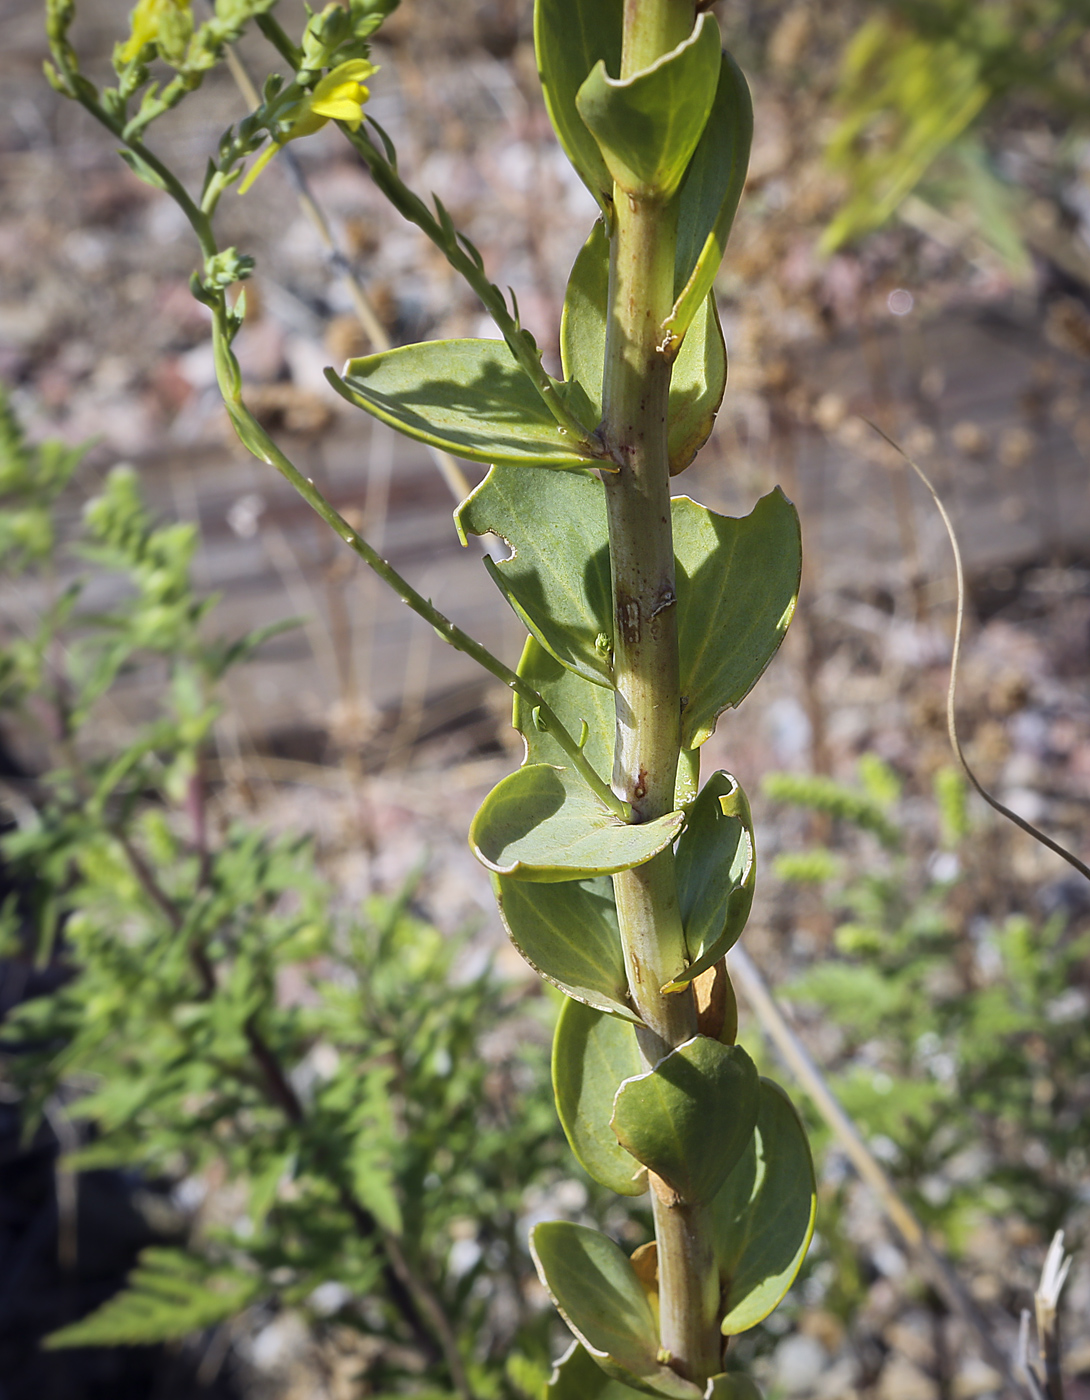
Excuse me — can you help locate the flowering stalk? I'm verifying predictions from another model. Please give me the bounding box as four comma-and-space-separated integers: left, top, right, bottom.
47, 1, 813, 1394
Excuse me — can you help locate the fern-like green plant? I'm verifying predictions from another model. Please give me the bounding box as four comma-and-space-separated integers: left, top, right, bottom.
0, 392, 568, 1394
44, 1250, 262, 1349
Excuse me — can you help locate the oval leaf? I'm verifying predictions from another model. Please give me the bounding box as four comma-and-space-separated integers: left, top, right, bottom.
534, 0, 622, 215
675, 489, 801, 749
576, 15, 722, 201
550, 1340, 650, 1399
513, 636, 616, 781
560, 222, 726, 471
456, 467, 614, 685
713, 1078, 816, 1335
531, 1222, 701, 1400
665, 772, 754, 992
611, 1036, 759, 1204
470, 763, 683, 882
668, 51, 753, 341
553, 997, 648, 1194
328, 340, 599, 468
495, 874, 636, 1021
705, 1376, 764, 1400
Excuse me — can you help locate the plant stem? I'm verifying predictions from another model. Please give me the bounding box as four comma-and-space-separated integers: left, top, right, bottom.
600, 0, 721, 1384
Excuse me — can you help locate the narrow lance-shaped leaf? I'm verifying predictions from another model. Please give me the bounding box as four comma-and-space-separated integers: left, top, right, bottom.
575, 14, 722, 202
553, 997, 648, 1194
328, 339, 600, 468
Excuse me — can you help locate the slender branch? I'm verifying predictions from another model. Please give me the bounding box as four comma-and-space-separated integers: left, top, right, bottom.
865, 423, 1090, 884
214, 325, 629, 818
217, 40, 471, 502
338, 121, 602, 453
62, 85, 215, 258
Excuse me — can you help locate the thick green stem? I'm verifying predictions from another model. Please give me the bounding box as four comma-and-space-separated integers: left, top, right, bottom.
600, 0, 721, 1385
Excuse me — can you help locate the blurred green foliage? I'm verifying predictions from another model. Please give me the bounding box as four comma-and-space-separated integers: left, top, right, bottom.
0, 387, 566, 1396
823, 0, 1090, 256
765, 759, 1090, 1314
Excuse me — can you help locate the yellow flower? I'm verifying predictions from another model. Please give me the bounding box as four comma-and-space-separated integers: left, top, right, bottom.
118, 0, 191, 65
239, 60, 377, 194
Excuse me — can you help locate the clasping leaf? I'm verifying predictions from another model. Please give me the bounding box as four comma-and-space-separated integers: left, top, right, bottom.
610, 1036, 759, 1204
470, 762, 682, 882
665, 772, 755, 992
668, 52, 753, 341
328, 339, 600, 468
713, 1079, 816, 1334
553, 997, 647, 1194
675, 490, 801, 749
531, 1221, 702, 1399
495, 874, 636, 1021
456, 467, 614, 686
561, 222, 726, 468
576, 15, 722, 202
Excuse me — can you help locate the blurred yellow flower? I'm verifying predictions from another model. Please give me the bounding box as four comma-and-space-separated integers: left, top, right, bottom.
239, 60, 377, 194
118, 0, 191, 65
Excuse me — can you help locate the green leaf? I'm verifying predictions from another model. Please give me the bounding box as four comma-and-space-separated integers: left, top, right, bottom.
534, 0, 623, 215
665, 772, 754, 992
675, 489, 801, 749
352, 1159, 403, 1236
705, 1377, 763, 1400
560, 222, 726, 472
44, 1248, 261, 1348
667, 51, 753, 341
117, 147, 170, 192
713, 1079, 816, 1335
456, 467, 614, 686
328, 340, 598, 468
513, 636, 615, 782
610, 1036, 759, 1204
495, 874, 636, 1021
761, 771, 900, 849
531, 1222, 701, 1399
470, 763, 683, 882
666, 295, 727, 473
549, 1340, 650, 1399
576, 15, 722, 201
553, 997, 647, 1194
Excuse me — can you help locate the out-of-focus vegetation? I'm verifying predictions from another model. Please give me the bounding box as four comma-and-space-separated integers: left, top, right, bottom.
823, 0, 1090, 260
0, 387, 571, 1397
762, 758, 1090, 1323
